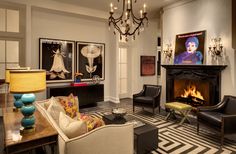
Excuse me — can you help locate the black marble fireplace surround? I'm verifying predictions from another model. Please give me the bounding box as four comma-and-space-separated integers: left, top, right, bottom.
162, 65, 227, 107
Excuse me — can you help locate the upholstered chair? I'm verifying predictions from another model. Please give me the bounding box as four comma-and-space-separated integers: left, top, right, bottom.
133, 85, 162, 114
197, 95, 236, 147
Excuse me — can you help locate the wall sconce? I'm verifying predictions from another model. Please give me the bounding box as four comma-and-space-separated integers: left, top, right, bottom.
162, 44, 173, 63
208, 37, 223, 59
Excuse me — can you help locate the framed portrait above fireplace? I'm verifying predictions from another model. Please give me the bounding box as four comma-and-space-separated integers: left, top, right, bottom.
76, 42, 105, 81
174, 30, 206, 65
39, 38, 75, 83
140, 56, 155, 76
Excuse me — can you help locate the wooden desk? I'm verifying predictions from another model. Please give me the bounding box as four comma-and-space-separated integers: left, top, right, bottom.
3, 107, 58, 154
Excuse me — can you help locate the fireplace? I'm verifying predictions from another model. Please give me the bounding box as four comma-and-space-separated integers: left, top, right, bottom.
162, 65, 227, 107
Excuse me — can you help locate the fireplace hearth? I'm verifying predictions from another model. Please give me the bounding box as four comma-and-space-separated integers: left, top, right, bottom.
162, 65, 227, 107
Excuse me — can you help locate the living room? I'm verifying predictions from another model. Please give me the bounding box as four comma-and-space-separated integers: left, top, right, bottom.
0, 0, 236, 153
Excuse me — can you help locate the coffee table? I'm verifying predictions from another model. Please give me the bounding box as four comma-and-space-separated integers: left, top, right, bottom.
103, 114, 158, 154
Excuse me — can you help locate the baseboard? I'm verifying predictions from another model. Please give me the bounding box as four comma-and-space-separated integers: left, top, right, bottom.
105, 96, 120, 103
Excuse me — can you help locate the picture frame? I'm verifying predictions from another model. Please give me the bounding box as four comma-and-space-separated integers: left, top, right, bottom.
39, 38, 75, 83
76, 42, 105, 81
140, 56, 155, 76
174, 30, 206, 64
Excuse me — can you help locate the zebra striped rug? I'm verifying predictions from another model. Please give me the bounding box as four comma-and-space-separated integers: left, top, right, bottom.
89, 109, 236, 154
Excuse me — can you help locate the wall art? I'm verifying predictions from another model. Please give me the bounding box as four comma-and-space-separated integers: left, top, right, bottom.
39, 38, 75, 83
76, 42, 105, 81
174, 30, 205, 64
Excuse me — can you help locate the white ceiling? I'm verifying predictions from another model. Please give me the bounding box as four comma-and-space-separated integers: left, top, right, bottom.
52, 0, 181, 18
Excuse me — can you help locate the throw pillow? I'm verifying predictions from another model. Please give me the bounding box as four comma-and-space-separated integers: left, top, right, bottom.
57, 94, 79, 118
59, 112, 87, 139
47, 97, 65, 124
79, 113, 105, 131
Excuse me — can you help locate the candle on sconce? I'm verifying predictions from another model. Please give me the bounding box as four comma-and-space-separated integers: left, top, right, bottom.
125, 11, 128, 20
140, 10, 143, 18
110, 3, 114, 13
127, 0, 131, 9
143, 4, 146, 13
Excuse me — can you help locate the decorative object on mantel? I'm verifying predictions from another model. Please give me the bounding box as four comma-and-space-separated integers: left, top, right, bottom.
74, 72, 83, 83
174, 31, 205, 65
108, 0, 148, 42
162, 43, 173, 64
9, 69, 46, 134
208, 37, 225, 65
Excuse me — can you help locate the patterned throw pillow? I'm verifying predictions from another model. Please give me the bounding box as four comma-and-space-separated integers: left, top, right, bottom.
58, 93, 79, 118
78, 113, 105, 131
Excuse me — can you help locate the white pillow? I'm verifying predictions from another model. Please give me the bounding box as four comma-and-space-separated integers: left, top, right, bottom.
59, 112, 87, 139
47, 97, 65, 124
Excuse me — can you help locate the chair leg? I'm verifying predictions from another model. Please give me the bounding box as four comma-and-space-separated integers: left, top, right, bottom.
153, 108, 155, 115
159, 106, 161, 113
221, 135, 224, 148
133, 105, 135, 113
197, 122, 199, 134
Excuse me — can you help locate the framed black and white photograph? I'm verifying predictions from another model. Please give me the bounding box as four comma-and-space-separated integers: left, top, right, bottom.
39, 38, 75, 83
76, 42, 105, 81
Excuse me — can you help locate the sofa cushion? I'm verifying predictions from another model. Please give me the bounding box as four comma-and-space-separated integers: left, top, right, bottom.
59, 112, 87, 139
133, 96, 153, 104
58, 93, 79, 118
47, 97, 65, 124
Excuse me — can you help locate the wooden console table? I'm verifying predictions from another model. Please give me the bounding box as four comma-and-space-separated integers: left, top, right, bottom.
47, 84, 104, 106
3, 107, 58, 154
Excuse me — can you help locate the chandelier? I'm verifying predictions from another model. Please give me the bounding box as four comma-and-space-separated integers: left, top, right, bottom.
108, 0, 148, 41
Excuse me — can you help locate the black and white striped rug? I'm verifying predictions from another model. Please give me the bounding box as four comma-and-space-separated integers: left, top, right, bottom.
89, 109, 236, 154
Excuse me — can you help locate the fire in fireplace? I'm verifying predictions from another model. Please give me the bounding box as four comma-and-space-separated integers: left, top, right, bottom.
174, 79, 210, 107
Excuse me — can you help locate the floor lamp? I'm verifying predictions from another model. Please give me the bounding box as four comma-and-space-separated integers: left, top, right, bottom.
9, 69, 46, 134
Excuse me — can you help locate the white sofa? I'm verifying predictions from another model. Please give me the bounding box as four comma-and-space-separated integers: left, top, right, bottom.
35, 101, 134, 154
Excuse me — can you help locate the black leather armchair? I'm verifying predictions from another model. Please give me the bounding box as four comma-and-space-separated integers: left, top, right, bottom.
133, 85, 161, 114
197, 95, 236, 146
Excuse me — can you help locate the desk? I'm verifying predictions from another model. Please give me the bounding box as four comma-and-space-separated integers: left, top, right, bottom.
3, 107, 58, 154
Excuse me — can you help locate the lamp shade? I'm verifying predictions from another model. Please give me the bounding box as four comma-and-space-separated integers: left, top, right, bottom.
5, 67, 29, 83
9, 69, 46, 93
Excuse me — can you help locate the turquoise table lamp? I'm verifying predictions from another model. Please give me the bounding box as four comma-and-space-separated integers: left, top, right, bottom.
9, 69, 46, 134
5, 67, 28, 111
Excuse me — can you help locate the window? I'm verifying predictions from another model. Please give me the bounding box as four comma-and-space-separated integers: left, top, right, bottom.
0, 2, 25, 81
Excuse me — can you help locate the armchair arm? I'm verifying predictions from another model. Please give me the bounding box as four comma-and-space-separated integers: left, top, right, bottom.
197, 102, 225, 112
222, 115, 236, 134
133, 89, 145, 98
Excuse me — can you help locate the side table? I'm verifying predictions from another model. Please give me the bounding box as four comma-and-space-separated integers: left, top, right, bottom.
3, 107, 58, 154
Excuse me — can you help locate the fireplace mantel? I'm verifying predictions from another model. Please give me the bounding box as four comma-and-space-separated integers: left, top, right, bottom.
161, 64, 227, 70
161, 64, 227, 106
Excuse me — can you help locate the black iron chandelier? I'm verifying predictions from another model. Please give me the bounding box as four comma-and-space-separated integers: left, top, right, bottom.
108, 0, 148, 41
